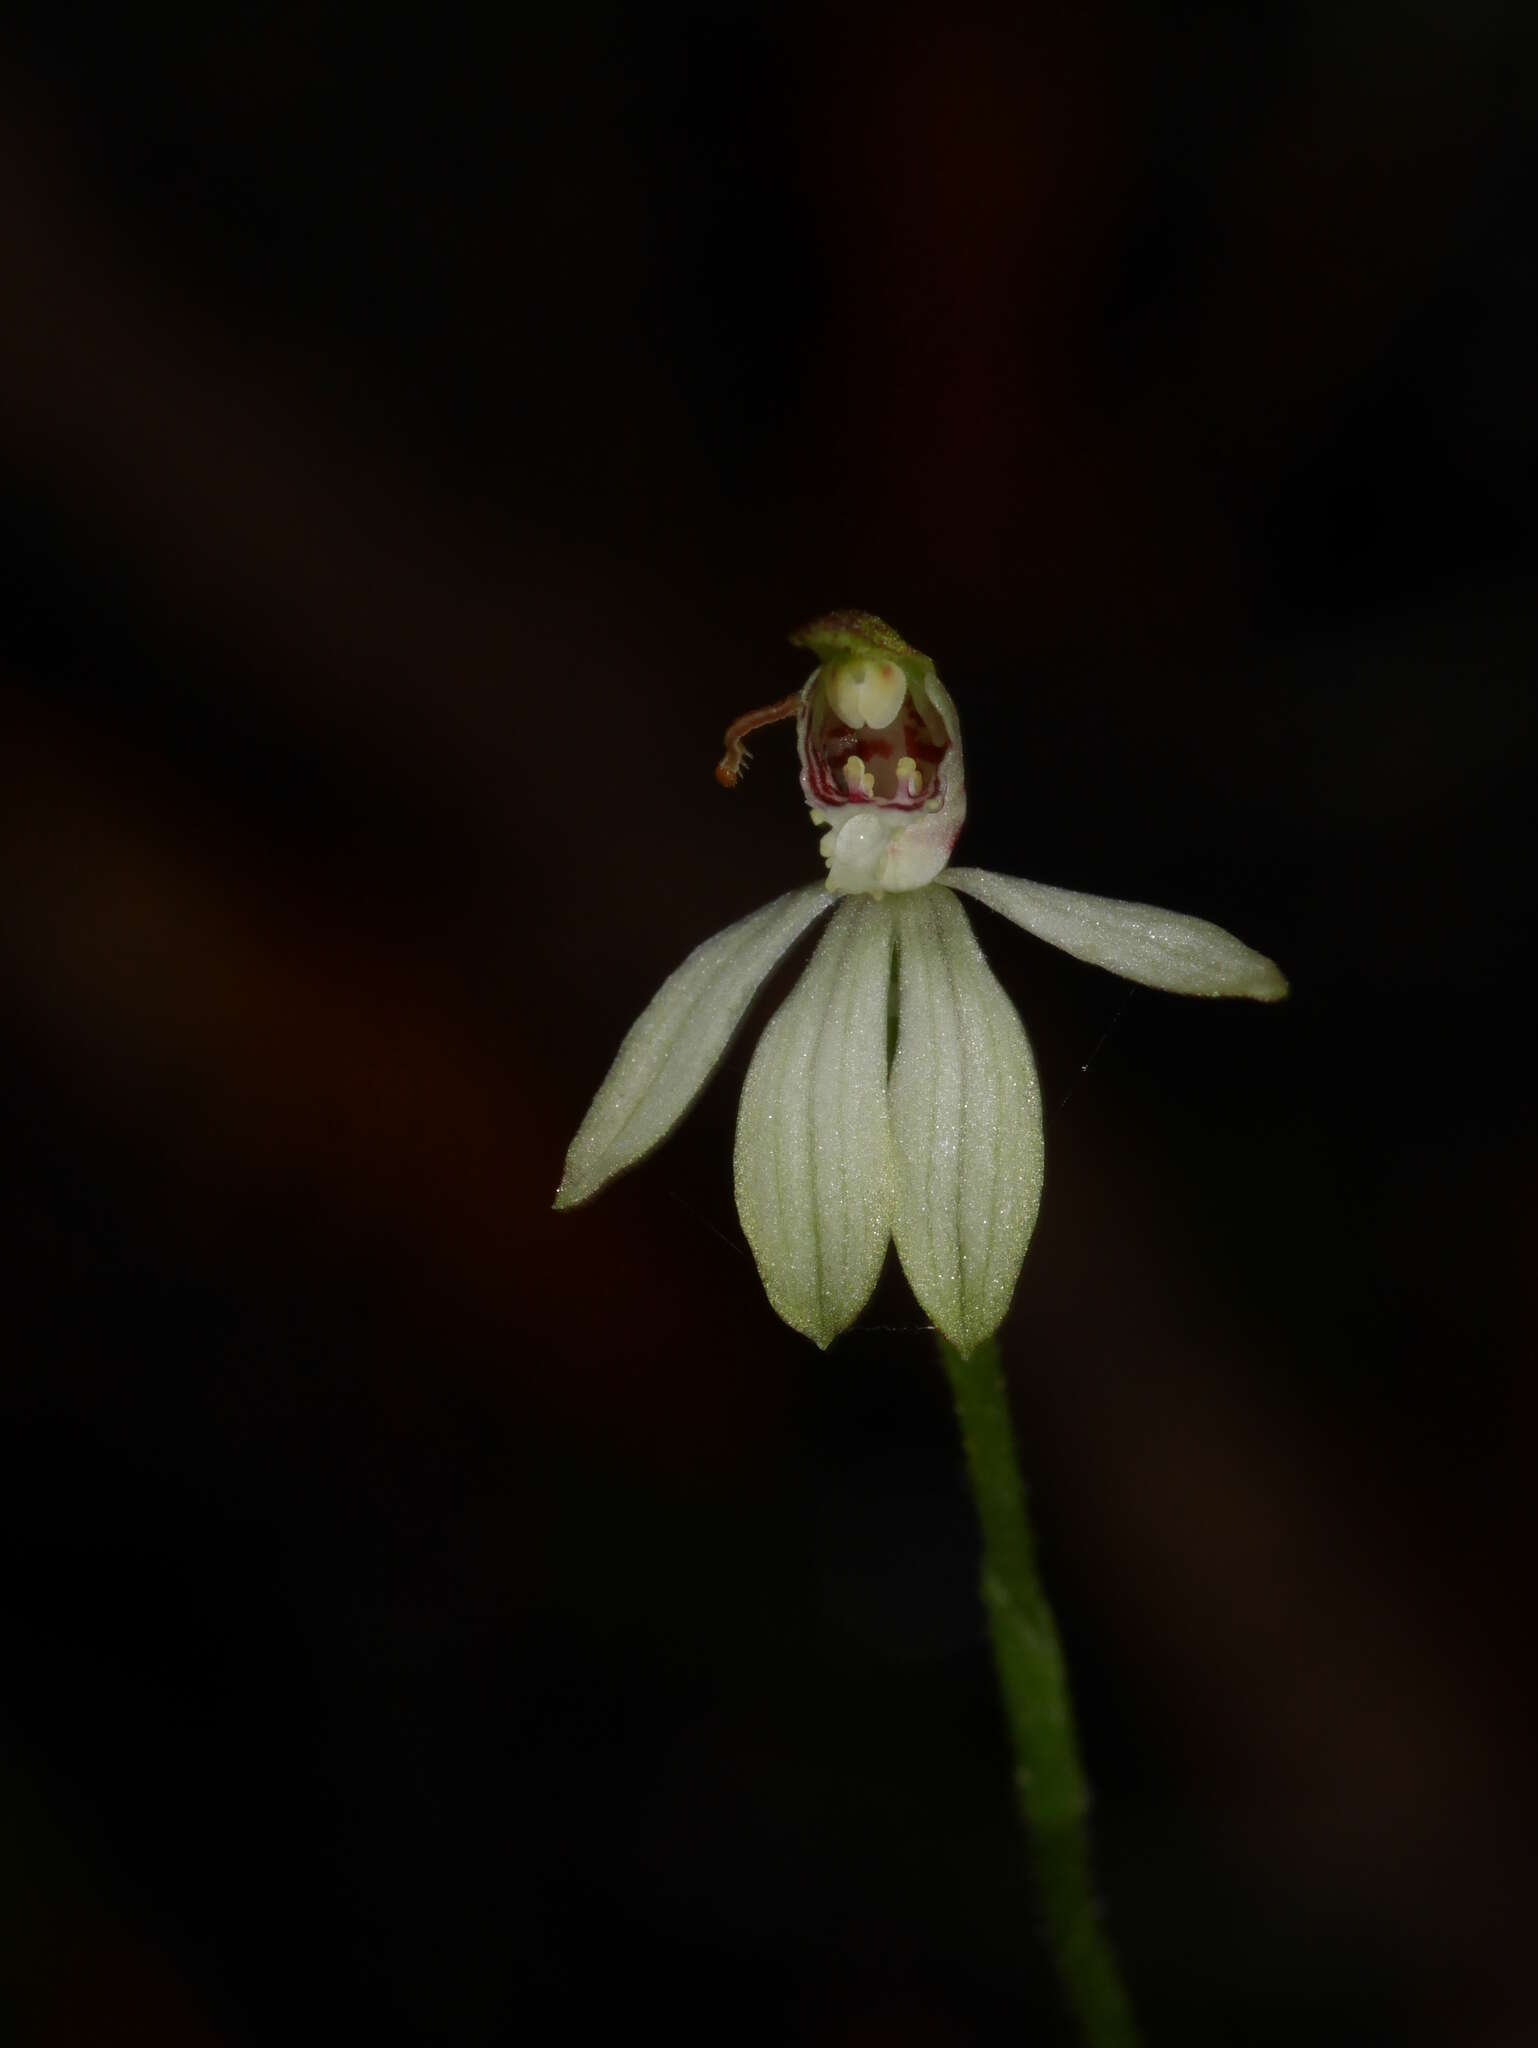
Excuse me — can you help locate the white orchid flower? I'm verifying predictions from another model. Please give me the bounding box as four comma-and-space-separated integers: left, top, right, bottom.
556, 612, 1286, 1354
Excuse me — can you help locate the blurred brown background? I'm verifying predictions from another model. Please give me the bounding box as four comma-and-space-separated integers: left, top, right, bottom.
2, 4, 1535, 2043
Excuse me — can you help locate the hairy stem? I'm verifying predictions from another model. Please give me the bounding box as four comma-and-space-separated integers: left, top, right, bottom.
938, 1333, 1142, 2048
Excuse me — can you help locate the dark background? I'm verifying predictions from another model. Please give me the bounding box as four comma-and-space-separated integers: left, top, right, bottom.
2, 4, 1534, 2042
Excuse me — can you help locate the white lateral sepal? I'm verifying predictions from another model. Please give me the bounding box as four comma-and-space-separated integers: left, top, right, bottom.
734, 897, 896, 1347
890, 887, 1044, 1357
943, 868, 1288, 1001
556, 885, 833, 1209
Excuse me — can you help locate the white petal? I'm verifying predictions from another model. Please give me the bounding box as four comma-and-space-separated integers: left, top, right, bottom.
555, 886, 833, 1209
734, 897, 896, 1348
942, 868, 1288, 1001
889, 887, 1044, 1357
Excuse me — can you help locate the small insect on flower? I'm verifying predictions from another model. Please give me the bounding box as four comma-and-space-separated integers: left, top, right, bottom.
556, 612, 1286, 1354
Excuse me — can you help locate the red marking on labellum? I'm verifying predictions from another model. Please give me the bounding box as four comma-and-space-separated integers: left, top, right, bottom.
806, 699, 947, 808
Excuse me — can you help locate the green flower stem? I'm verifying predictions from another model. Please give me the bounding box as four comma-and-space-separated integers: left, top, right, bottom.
938, 1334, 1142, 2048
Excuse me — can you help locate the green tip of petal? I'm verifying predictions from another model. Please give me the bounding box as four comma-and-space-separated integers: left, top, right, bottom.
554, 1150, 610, 1208
1243, 955, 1290, 1002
